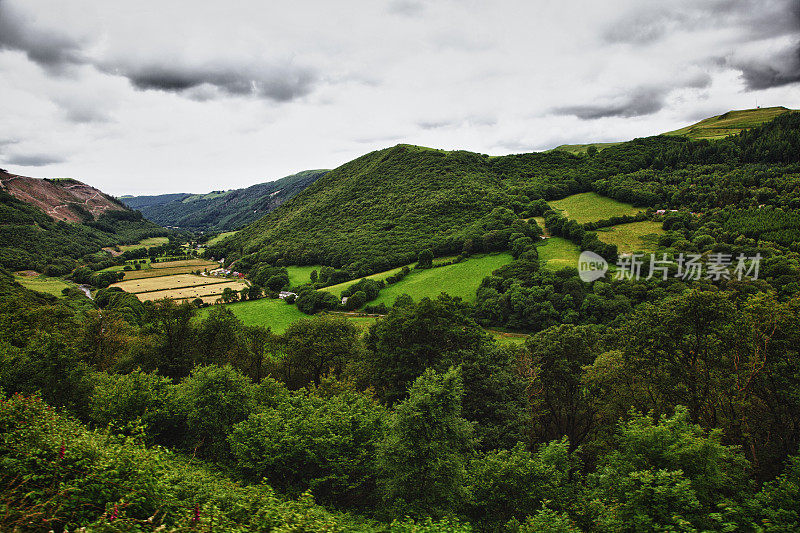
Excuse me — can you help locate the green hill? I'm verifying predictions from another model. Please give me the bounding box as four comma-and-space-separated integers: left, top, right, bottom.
664, 106, 796, 140
215, 110, 800, 278
215, 141, 680, 269
121, 169, 328, 232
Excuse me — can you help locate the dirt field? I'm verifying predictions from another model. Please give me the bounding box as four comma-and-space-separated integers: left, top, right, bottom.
122, 265, 216, 280
151, 258, 217, 269
111, 274, 232, 294
135, 281, 247, 302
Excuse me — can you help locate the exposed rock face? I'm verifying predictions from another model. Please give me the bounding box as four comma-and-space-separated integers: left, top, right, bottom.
0, 170, 126, 222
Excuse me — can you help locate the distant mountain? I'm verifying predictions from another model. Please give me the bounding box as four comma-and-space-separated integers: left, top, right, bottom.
120, 169, 328, 232
0, 169, 167, 273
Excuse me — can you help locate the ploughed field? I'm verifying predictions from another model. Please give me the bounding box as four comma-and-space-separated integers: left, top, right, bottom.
111, 261, 247, 304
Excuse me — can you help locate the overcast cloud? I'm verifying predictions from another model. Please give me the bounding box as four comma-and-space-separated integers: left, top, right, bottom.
0, 0, 798, 195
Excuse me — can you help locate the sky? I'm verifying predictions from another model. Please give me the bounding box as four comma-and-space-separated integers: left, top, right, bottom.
0, 0, 799, 196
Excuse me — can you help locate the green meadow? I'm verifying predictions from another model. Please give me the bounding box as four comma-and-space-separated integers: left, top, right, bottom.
285, 265, 322, 287
14, 274, 74, 296
537, 237, 581, 271
548, 192, 641, 224
199, 297, 306, 333
366, 253, 513, 307
118, 236, 170, 252
206, 231, 238, 246
321, 265, 410, 297
596, 220, 665, 254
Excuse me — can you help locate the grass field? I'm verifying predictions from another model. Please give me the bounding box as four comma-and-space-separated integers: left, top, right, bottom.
285, 265, 322, 287
549, 192, 641, 224
366, 253, 513, 307
112, 273, 232, 294
14, 274, 73, 296
322, 265, 410, 297
118, 236, 170, 252
596, 220, 665, 254
664, 107, 795, 140
537, 237, 581, 271
199, 298, 307, 332
550, 141, 622, 155
207, 231, 237, 246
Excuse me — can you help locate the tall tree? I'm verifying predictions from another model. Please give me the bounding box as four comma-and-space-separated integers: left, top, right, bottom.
377, 366, 474, 518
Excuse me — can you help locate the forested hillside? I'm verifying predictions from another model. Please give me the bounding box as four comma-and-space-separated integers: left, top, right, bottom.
120, 169, 328, 232
0, 172, 167, 273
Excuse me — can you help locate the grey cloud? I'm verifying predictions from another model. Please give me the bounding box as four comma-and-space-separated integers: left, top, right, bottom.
121, 64, 318, 101
554, 87, 669, 120
604, 0, 800, 45
0, 0, 84, 70
4, 153, 66, 166
418, 120, 455, 130
0, 0, 319, 102
554, 75, 711, 120
731, 42, 800, 90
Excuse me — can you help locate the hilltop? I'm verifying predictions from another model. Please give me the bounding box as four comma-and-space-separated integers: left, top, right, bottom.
0, 169, 167, 273
664, 106, 797, 140
551, 106, 797, 154
120, 169, 328, 232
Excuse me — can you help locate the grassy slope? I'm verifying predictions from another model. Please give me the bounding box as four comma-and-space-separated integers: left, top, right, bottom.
13, 274, 73, 296
286, 265, 323, 287
550, 141, 623, 155
664, 107, 795, 140
199, 298, 307, 332
548, 192, 641, 224
118, 236, 170, 252
206, 231, 237, 246
321, 265, 410, 297
596, 220, 665, 254
368, 253, 513, 307
537, 237, 581, 271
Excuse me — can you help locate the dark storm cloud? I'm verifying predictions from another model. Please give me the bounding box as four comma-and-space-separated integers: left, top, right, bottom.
4, 153, 66, 166
121, 64, 318, 101
555, 87, 667, 119
554, 74, 712, 120
732, 43, 800, 90
0, 0, 84, 69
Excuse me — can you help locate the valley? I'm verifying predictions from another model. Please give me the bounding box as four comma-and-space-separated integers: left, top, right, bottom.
2, 108, 800, 532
